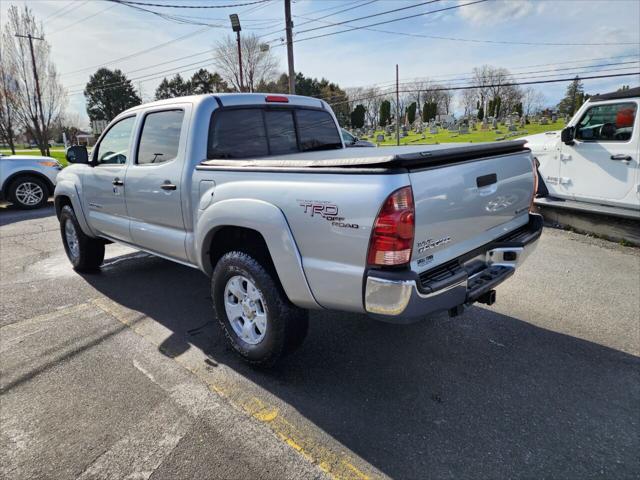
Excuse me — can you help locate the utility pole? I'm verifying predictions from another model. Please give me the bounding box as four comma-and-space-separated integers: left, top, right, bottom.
284, 0, 295, 94
16, 33, 48, 156
229, 14, 244, 92
395, 64, 400, 146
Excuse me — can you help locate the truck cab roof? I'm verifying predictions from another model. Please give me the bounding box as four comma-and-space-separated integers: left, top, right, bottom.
122, 93, 329, 115
589, 86, 639, 102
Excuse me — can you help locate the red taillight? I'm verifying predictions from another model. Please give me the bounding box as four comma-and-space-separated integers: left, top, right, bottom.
367, 186, 415, 266
265, 95, 289, 103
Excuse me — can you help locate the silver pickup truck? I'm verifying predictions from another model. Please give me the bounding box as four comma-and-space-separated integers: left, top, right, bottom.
55, 93, 542, 366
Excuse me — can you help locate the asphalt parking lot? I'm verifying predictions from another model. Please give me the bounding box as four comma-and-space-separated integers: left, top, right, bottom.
1, 202, 639, 480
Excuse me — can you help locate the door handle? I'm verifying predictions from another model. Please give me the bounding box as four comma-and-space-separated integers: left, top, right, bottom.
476, 173, 497, 188
160, 181, 177, 191
112, 178, 124, 186
610, 154, 632, 162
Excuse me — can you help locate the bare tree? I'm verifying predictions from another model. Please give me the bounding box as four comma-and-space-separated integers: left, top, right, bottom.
459, 87, 478, 118
213, 34, 278, 92
364, 87, 384, 128
2, 5, 65, 155
473, 65, 519, 119
0, 58, 18, 153
522, 86, 545, 116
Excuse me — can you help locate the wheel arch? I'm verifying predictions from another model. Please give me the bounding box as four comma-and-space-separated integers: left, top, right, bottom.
54, 180, 96, 237
196, 199, 320, 310
2, 170, 55, 196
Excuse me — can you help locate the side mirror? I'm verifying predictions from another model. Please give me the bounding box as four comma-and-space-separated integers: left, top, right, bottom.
66, 145, 89, 164
561, 126, 575, 145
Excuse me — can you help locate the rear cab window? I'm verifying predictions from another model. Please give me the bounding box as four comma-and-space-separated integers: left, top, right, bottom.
208, 107, 341, 159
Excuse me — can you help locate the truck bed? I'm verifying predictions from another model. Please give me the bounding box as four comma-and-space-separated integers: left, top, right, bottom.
199, 140, 528, 170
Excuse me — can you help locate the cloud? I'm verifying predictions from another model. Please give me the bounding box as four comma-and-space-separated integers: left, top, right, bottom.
458, 0, 544, 26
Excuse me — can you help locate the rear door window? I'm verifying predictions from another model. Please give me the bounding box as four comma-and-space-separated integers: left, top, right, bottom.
137, 110, 184, 164
209, 109, 268, 159
296, 109, 342, 152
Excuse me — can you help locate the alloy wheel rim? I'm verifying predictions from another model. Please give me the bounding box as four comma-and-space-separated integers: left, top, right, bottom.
15, 182, 44, 206
224, 275, 267, 345
64, 219, 80, 260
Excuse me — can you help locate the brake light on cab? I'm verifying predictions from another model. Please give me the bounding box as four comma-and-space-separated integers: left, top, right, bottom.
265, 95, 289, 103
367, 186, 415, 266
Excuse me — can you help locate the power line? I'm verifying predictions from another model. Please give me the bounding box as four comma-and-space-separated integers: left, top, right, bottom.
295, 0, 378, 28
327, 72, 640, 106
295, 0, 442, 35
49, 4, 119, 36
43, 0, 84, 22
292, 12, 640, 47
274, 0, 489, 45
314, 64, 639, 102
66, 57, 219, 96
258, 0, 377, 39
110, 0, 271, 8
349, 60, 640, 92
59, 26, 210, 77
359, 54, 640, 88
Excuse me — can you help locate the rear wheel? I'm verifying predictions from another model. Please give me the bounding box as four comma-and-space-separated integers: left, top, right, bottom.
59, 205, 105, 272
9, 176, 48, 209
212, 251, 308, 367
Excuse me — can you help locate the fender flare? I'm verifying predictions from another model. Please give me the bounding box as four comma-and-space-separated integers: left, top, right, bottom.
54, 180, 96, 237
196, 198, 319, 310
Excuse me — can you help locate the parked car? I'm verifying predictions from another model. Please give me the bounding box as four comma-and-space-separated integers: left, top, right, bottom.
55, 93, 542, 366
341, 128, 375, 147
525, 86, 639, 218
0, 154, 61, 209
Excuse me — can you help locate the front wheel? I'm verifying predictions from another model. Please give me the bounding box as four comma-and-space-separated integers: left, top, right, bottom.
9, 176, 48, 209
59, 205, 105, 272
212, 251, 308, 367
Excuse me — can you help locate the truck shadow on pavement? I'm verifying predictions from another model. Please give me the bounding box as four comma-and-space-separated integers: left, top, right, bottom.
84, 252, 640, 480
0, 201, 55, 226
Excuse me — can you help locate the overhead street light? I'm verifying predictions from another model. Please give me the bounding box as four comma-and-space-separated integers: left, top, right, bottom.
229, 14, 241, 32
229, 14, 244, 91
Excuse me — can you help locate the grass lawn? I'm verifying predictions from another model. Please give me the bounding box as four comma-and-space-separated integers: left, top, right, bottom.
363, 120, 564, 146
1, 148, 68, 166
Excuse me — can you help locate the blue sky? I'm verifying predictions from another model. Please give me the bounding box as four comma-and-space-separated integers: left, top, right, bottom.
2, 0, 639, 127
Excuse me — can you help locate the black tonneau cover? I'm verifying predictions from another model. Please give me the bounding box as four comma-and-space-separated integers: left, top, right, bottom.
199, 140, 528, 170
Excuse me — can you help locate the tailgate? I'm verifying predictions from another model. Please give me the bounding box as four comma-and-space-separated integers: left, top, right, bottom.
409, 148, 534, 273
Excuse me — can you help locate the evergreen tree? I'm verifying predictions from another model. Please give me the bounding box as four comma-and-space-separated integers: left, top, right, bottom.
477, 106, 484, 121
557, 77, 585, 116
422, 102, 429, 122
85, 68, 141, 121
190, 69, 229, 94
154, 74, 192, 100
407, 102, 417, 124
515, 102, 523, 116
494, 96, 502, 118
350, 104, 366, 128
379, 100, 391, 126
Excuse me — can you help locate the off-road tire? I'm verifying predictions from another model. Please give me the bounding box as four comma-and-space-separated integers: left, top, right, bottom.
59, 205, 105, 272
212, 251, 309, 367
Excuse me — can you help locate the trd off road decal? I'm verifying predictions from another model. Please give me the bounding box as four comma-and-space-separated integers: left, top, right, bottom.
298, 200, 360, 229
417, 236, 451, 254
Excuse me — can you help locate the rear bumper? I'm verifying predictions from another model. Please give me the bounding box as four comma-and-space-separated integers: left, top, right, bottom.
364, 214, 543, 323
